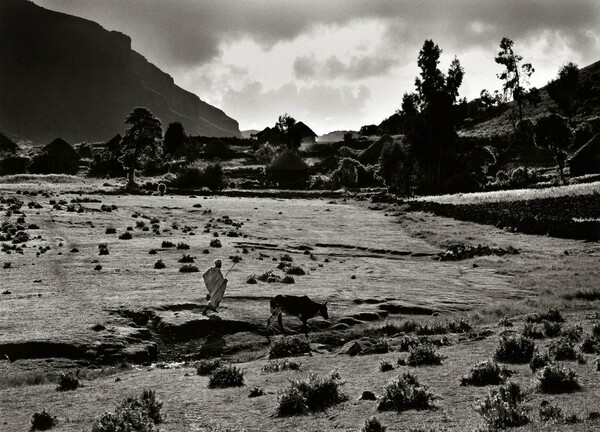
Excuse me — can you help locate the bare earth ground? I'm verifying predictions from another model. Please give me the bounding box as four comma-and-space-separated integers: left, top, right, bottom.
0, 182, 599, 431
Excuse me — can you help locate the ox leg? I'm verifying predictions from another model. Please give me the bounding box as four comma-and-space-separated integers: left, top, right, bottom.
266, 312, 276, 342
301, 318, 309, 338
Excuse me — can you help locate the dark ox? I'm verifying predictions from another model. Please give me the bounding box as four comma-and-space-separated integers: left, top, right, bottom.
266, 295, 328, 342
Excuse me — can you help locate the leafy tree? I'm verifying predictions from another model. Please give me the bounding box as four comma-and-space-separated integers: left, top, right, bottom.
163, 122, 186, 157
331, 158, 358, 189
343, 132, 354, 144
547, 62, 580, 117
359, 124, 379, 136
534, 114, 573, 182
495, 37, 539, 122
120, 107, 163, 187
402, 39, 464, 192
275, 113, 302, 150
377, 141, 415, 196
479, 89, 502, 109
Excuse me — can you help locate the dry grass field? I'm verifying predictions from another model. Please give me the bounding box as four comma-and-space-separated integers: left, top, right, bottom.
1, 179, 599, 431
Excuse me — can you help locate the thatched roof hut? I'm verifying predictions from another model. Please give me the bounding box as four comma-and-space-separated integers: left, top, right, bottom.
30, 137, 79, 174
203, 138, 236, 159
357, 135, 394, 165
267, 148, 310, 187
569, 133, 600, 176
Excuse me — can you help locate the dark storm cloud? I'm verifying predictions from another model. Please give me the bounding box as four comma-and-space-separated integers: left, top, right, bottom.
36, 0, 600, 70
293, 54, 400, 81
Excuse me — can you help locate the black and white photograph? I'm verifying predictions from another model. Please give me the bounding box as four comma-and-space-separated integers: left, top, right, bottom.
1, 0, 600, 430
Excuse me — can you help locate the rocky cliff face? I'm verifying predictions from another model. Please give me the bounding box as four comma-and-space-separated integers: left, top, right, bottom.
0, 0, 241, 144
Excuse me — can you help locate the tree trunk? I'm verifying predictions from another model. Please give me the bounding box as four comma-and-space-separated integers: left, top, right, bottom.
127, 167, 136, 187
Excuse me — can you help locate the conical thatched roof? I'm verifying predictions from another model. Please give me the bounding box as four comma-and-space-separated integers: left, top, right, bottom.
0, 131, 18, 154
268, 148, 310, 172
357, 135, 394, 165
569, 133, 600, 176
294, 122, 317, 139
43, 137, 77, 157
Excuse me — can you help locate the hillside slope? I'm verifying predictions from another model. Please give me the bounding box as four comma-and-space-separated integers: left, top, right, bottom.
0, 0, 241, 144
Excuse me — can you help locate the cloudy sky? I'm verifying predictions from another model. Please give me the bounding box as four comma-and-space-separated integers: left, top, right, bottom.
36, 0, 600, 135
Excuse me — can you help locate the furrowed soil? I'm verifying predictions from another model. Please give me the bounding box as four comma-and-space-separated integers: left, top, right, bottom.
1, 184, 599, 431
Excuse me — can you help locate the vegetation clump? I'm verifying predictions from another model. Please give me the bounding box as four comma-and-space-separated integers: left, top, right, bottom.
285, 265, 305, 276
494, 334, 535, 363
119, 231, 133, 240
262, 359, 301, 373
277, 370, 347, 416
31, 409, 57, 430
208, 365, 245, 389
196, 359, 222, 376
56, 372, 79, 391
379, 360, 394, 372
269, 336, 311, 359
210, 239, 222, 248
91, 389, 163, 432
529, 351, 551, 372
178, 254, 194, 263
406, 343, 444, 366
161, 241, 174, 248
98, 243, 109, 255
154, 259, 165, 269
179, 264, 199, 273
377, 372, 438, 412
549, 338, 577, 361
176, 242, 189, 250
477, 382, 530, 429
461, 360, 510, 386
526, 307, 564, 323
536, 363, 580, 393
361, 417, 387, 432
539, 400, 564, 423
248, 386, 265, 398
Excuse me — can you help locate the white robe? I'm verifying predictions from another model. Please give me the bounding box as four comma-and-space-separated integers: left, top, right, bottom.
203, 266, 227, 310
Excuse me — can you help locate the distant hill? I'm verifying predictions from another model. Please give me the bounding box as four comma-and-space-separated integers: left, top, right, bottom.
317, 130, 359, 143
0, 0, 241, 145
241, 130, 260, 139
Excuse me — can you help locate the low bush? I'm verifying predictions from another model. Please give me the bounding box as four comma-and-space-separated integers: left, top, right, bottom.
281, 275, 295, 284
407, 344, 444, 366
530, 351, 551, 372
210, 239, 222, 248
396, 335, 420, 352
539, 400, 564, 423
361, 417, 387, 432
285, 266, 306, 276
262, 359, 301, 373
377, 372, 438, 412
31, 409, 57, 430
178, 254, 194, 263
196, 359, 222, 376
494, 335, 535, 363
208, 365, 245, 388
544, 321, 563, 338
91, 389, 162, 432
549, 338, 577, 361
461, 360, 508, 386
56, 372, 79, 391
119, 231, 133, 240
179, 264, 199, 273
526, 307, 564, 323
581, 336, 600, 354
523, 323, 544, 339
154, 260, 165, 269
561, 325, 583, 342
269, 336, 311, 359
176, 242, 190, 250
98, 243, 109, 255
248, 386, 265, 398
276, 370, 347, 416
536, 363, 580, 393
161, 241, 175, 248
379, 360, 394, 372
105, 227, 116, 234
477, 382, 530, 429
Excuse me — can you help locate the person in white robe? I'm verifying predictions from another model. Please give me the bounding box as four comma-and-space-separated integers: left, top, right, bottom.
202, 259, 228, 314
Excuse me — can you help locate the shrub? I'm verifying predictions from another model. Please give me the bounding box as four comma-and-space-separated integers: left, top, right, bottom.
203, 163, 225, 191
581, 336, 600, 354
377, 372, 438, 412
56, 372, 79, 391
526, 307, 564, 323
3, 261, 11, 269
544, 321, 563, 338
208, 365, 245, 388
406, 344, 444, 366
396, 335, 420, 352
523, 323, 544, 339
31, 409, 57, 430
497, 316, 514, 327
91, 389, 162, 432
210, 239, 222, 248
179, 264, 199, 273
119, 231, 132, 240
281, 275, 295, 284
248, 386, 265, 398
561, 325, 583, 342
362, 417, 387, 432
178, 254, 194, 263
477, 382, 530, 429
494, 335, 535, 363
539, 400, 564, 423
530, 351, 551, 372
161, 241, 175, 248
246, 275, 257, 284
277, 370, 347, 416
380, 360, 394, 372
285, 266, 305, 276
549, 338, 577, 361
262, 359, 301, 373
269, 336, 311, 359
105, 227, 116, 234
461, 360, 508, 386
98, 243, 109, 255
154, 259, 165, 269
176, 242, 190, 250
536, 363, 580, 393
196, 359, 222, 376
